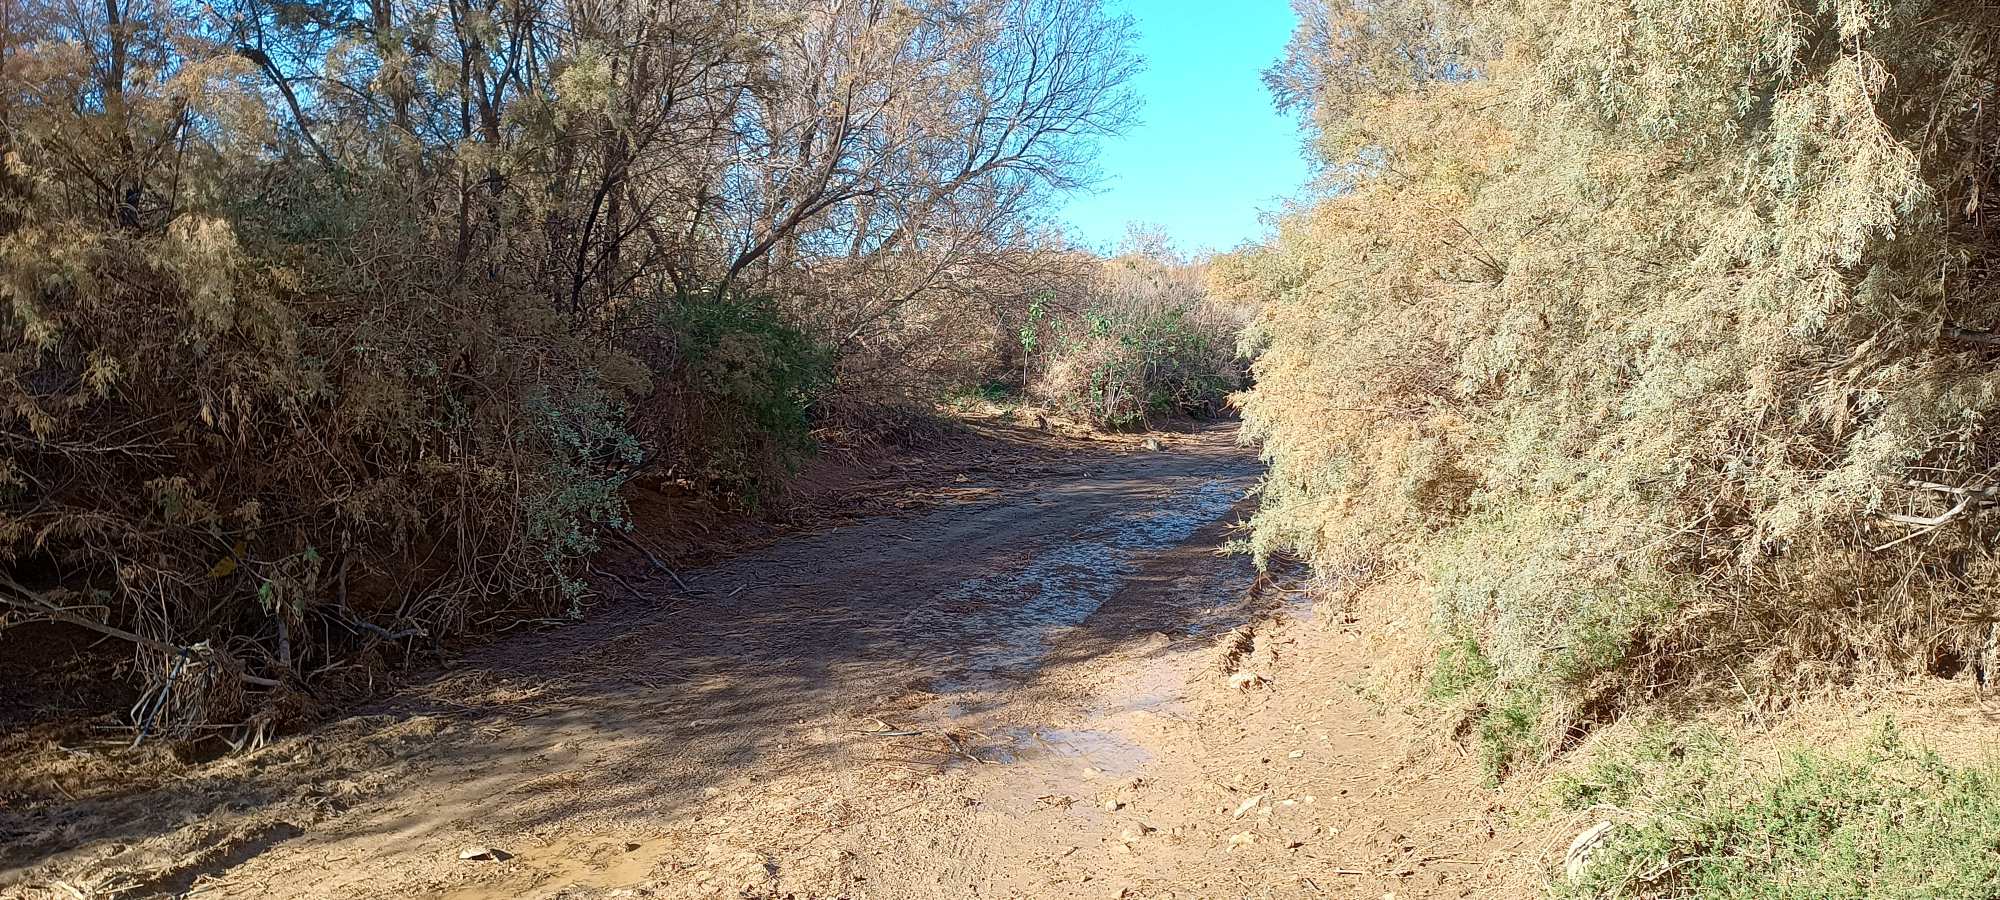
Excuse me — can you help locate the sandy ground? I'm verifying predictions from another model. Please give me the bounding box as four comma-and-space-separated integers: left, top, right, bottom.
1, 423, 1564, 900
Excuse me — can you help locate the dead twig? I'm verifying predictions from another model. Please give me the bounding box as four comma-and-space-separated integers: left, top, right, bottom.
1883, 496, 1974, 528
0, 575, 281, 687
614, 531, 692, 593
591, 565, 649, 603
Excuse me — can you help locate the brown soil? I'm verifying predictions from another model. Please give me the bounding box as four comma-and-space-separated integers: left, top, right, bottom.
0, 421, 1567, 900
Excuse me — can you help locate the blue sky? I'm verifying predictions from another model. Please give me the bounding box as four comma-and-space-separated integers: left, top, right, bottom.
1058, 1, 1310, 255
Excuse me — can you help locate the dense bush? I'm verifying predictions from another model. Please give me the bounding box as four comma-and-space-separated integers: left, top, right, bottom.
1233, 0, 2000, 762
1033, 304, 1238, 430
0, 0, 1137, 739
640, 296, 831, 503
1027, 246, 1245, 429
0, 157, 641, 736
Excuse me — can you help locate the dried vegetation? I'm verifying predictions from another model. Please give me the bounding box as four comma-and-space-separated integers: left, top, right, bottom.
0, 0, 1147, 741
1230, 0, 2000, 791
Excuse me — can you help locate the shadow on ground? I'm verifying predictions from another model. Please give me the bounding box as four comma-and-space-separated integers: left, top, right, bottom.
0, 423, 1263, 897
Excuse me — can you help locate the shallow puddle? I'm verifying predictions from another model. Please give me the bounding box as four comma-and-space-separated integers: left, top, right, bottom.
923, 476, 1248, 689
992, 726, 1152, 776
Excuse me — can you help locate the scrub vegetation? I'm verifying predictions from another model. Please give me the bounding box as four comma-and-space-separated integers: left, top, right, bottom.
1024, 231, 1246, 430
1234, 0, 2000, 756
11, 0, 2000, 894
1551, 723, 2000, 899
1225, 0, 2000, 891
0, 0, 1199, 740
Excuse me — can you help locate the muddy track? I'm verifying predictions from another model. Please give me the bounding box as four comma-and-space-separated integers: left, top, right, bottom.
3, 424, 1548, 900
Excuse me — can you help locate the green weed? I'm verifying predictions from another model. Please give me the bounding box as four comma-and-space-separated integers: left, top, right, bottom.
1428, 637, 1497, 701
1477, 687, 1541, 784
1555, 723, 2000, 899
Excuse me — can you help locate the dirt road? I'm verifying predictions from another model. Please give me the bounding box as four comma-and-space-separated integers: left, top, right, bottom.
3, 424, 1549, 899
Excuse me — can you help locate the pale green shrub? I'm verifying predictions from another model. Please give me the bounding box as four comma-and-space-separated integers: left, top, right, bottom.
1235, 0, 2000, 770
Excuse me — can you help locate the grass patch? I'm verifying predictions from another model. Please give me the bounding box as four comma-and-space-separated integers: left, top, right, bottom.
1428, 638, 1497, 700
1476, 687, 1540, 784
1555, 722, 2000, 899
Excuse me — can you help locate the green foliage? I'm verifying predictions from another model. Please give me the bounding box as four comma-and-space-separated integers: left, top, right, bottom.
1427, 637, 1496, 700
943, 380, 1024, 410
526, 375, 646, 608
1550, 723, 1736, 812
651, 294, 831, 501
1556, 724, 2000, 899
1019, 294, 1049, 358
1429, 635, 1543, 784
1040, 306, 1236, 429
1476, 688, 1540, 784
1429, 508, 1684, 692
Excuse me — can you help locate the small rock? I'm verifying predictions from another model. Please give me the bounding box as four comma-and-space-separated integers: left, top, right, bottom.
1142, 437, 1165, 452
1228, 831, 1257, 850
1288, 750, 1305, 759
1227, 671, 1270, 691
1102, 798, 1123, 811
1118, 822, 1155, 843
1232, 795, 1264, 819
458, 846, 511, 861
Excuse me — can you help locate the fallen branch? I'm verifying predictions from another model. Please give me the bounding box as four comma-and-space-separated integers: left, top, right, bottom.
1903, 478, 2000, 497
331, 605, 428, 642
1871, 477, 2000, 550
590, 565, 647, 603
1882, 496, 1973, 529
614, 530, 692, 593
1944, 325, 2000, 348
351, 620, 427, 642
1873, 520, 1952, 552
0, 576, 282, 687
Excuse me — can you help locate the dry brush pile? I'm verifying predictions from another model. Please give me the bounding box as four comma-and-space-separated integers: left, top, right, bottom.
0, 0, 1138, 742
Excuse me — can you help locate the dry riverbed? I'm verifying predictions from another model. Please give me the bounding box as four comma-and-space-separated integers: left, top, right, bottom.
2, 424, 1563, 899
